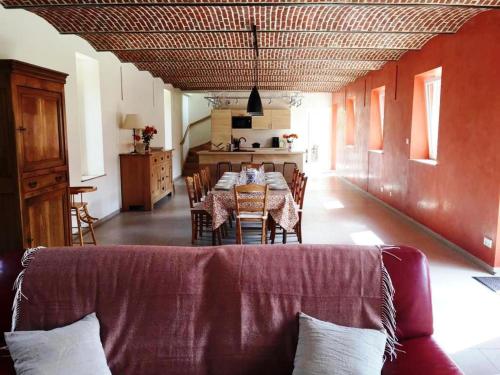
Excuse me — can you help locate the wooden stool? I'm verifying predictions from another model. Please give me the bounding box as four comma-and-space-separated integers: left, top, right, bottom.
217, 161, 232, 179
70, 186, 98, 246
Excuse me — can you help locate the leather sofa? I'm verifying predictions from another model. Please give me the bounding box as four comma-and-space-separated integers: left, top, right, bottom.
0, 245, 462, 374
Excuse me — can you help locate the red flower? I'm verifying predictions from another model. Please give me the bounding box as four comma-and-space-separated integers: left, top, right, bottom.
133, 134, 141, 141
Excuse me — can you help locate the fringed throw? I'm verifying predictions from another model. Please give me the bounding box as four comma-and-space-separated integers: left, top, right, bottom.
378, 245, 403, 361
11, 247, 42, 331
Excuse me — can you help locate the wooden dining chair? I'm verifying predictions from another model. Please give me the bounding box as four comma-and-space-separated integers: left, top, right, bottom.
216, 161, 232, 179
184, 176, 221, 245
270, 172, 307, 244
282, 162, 298, 184
234, 184, 269, 244
293, 174, 308, 244
262, 162, 276, 172
199, 168, 211, 195
193, 172, 205, 201
290, 168, 300, 197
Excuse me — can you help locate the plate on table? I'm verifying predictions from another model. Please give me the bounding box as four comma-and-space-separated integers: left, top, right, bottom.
214, 184, 231, 190
269, 184, 288, 190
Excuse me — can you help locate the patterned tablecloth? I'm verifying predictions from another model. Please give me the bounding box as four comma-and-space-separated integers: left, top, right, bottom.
202, 176, 299, 232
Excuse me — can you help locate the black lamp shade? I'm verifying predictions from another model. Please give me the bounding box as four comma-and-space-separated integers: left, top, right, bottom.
247, 86, 263, 116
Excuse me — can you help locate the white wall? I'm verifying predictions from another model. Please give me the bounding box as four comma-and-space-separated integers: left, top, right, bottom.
186, 93, 211, 149
0, 7, 170, 218
169, 87, 184, 178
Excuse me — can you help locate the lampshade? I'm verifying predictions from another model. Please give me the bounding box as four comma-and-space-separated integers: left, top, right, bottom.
247, 86, 263, 116
121, 114, 143, 129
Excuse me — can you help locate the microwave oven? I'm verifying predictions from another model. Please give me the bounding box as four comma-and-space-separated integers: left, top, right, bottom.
232, 116, 252, 129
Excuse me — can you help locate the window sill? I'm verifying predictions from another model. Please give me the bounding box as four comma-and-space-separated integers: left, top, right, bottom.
81, 173, 106, 182
368, 150, 384, 154
410, 159, 438, 166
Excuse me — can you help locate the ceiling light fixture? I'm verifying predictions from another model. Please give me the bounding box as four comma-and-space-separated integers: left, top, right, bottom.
246, 24, 263, 116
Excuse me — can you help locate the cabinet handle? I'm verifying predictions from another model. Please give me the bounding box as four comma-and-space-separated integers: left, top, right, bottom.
28, 181, 37, 188
18, 127, 27, 132
55, 175, 63, 182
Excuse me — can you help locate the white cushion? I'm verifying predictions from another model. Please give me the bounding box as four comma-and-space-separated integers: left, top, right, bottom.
191, 202, 205, 210
237, 212, 268, 219
4, 313, 111, 375
293, 313, 386, 375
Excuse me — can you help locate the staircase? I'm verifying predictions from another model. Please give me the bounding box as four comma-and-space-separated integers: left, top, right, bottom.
182, 142, 211, 176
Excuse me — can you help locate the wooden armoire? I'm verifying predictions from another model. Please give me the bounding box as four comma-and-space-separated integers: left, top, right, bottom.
0, 60, 71, 252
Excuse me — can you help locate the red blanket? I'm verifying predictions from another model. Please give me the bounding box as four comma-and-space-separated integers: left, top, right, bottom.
12, 244, 396, 375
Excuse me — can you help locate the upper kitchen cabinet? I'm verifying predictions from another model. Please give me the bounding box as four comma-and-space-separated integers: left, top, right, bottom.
211, 109, 231, 148
252, 110, 272, 129
271, 109, 291, 129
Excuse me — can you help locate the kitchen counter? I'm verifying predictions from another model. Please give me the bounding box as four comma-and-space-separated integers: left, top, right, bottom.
198, 149, 305, 172
197, 149, 305, 155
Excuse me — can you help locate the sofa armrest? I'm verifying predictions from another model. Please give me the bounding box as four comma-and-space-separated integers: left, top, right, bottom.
382, 337, 463, 375
0, 348, 15, 375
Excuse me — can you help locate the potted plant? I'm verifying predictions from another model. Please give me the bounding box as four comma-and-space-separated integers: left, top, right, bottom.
139, 125, 158, 153
283, 133, 299, 151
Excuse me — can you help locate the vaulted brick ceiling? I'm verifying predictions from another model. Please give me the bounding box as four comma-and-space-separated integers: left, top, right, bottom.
1, 0, 497, 92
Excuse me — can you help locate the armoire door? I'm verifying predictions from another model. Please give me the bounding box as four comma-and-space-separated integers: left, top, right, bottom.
16, 86, 67, 173
24, 188, 70, 248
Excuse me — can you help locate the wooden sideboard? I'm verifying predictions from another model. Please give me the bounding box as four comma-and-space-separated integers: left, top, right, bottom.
120, 150, 173, 211
0, 60, 72, 252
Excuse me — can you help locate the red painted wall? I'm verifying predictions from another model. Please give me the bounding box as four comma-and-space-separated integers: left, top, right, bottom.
333, 10, 500, 267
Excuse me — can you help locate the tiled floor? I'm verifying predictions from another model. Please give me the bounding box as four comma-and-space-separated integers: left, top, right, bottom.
95, 172, 500, 374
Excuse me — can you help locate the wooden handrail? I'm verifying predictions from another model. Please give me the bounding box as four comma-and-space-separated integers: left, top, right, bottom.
180, 115, 211, 146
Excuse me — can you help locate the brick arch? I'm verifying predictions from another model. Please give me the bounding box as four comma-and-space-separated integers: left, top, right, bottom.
0, 0, 494, 91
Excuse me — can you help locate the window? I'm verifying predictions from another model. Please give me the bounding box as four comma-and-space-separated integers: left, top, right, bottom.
75, 53, 105, 180
369, 86, 385, 150
345, 98, 355, 146
424, 77, 441, 160
410, 67, 442, 162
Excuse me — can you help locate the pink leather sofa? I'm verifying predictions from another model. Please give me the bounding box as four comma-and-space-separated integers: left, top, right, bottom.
0, 245, 462, 374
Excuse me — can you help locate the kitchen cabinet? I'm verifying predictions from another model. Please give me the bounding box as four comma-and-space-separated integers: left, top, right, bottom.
271, 109, 291, 129
252, 110, 272, 129
211, 109, 231, 148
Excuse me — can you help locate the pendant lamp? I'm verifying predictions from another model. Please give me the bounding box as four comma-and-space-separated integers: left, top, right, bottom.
247, 24, 263, 116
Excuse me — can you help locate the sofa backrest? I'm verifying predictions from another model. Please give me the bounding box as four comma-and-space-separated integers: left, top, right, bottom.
0, 244, 433, 373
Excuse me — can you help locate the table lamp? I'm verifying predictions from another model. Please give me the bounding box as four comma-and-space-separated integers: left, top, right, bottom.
121, 114, 143, 153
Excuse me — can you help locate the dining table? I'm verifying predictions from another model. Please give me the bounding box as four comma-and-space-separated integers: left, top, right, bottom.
202, 171, 299, 232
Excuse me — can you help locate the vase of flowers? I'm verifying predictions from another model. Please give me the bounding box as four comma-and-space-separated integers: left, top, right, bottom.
283, 133, 299, 152
140, 125, 158, 153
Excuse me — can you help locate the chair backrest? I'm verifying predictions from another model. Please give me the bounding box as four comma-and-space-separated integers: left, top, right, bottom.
184, 176, 198, 208
282, 162, 298, 183
295, 174, 308, 209
193, 173, 204, 202
241, 162, 262, 171
233, 184, 269, 216
261, 162, 276, 172
290, 168, 300, 197
199, 168, 211, 195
